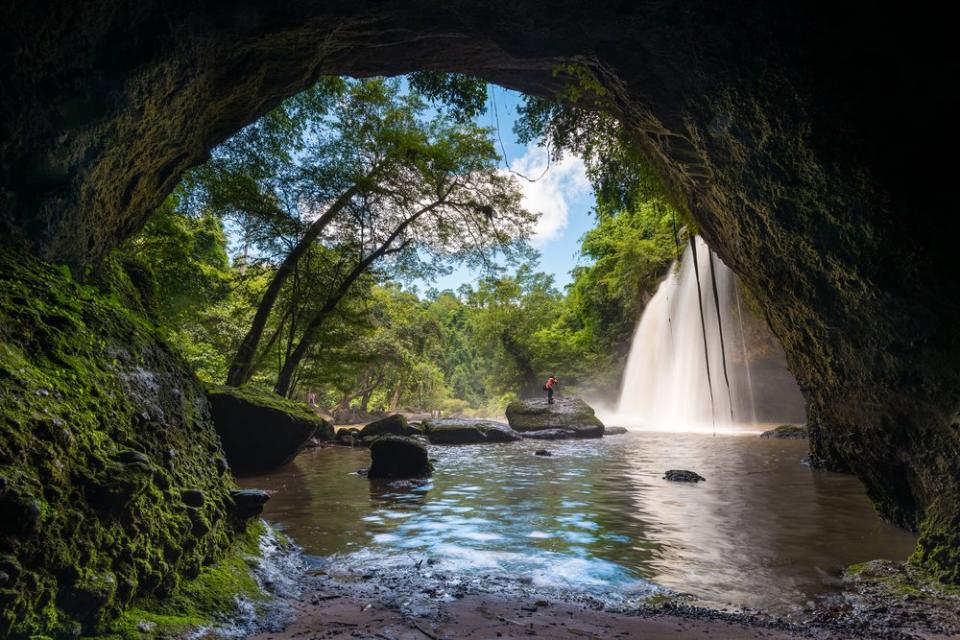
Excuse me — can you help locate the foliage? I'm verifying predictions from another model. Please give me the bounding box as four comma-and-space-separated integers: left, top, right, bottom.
407, 71, 488, 122
120, 72, 686, 416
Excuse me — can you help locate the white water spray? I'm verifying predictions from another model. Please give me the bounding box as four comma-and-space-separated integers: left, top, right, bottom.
614, 237, 762, 432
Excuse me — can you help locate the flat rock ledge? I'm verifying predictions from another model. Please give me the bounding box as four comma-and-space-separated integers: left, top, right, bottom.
760, 424, 808, 439
505, 396, 605, 439
422, 419, 521, 445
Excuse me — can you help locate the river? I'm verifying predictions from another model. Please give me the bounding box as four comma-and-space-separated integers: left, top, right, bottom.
239, 431, 916, 615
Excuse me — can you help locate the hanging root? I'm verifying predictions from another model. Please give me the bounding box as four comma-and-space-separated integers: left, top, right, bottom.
688, 236, 717, 432
708, 248, 736, 422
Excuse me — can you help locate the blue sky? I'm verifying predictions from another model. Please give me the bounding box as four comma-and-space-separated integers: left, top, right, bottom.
422, 86, 597, 293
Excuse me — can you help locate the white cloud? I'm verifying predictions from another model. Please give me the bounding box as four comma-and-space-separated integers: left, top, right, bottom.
503, 147, 590, 246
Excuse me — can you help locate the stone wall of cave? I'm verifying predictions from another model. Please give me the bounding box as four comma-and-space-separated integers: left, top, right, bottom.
1, 0, 958, 586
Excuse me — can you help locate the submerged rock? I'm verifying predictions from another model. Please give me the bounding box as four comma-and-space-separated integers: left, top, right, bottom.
361, 414, 408, 438
368, 436, 433, 478
605, 426, 629, 435
422, 419, 522, 444
207, 385, 334, 476
505, 397, 605, 439
664, 470, 706, 482
760, 424, 808, 439
535, 449, 552, 457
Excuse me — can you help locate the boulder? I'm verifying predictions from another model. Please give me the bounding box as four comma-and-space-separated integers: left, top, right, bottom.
229, 489, 270, 521
368, 436, 432, 479
663, 470, 706, 482
760, 424, 808, 439
534, 449, 552, 457
422, 419, 522, 444
361, 414, 408, 437
505, 397, 605, 439
207, 385, 334, 476
605, 426, 629, 435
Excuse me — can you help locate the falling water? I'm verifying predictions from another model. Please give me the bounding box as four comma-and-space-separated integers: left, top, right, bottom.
614, 236, 795, 432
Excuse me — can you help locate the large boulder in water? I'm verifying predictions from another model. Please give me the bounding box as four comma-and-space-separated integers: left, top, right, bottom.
505, 397, 605, 439
361, 414, 408, 437
207, 385, 334, 476
368, 436, 432, 478
422, 418, 522, 444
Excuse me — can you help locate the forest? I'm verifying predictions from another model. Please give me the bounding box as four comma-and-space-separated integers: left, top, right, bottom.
123, 74, 684, 420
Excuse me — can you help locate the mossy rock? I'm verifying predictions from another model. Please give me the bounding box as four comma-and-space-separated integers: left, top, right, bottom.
367, 436, 432, 479
505, 397, 605, 438
422, 419, 521, 445
360, 414, 408, 438
760, 424, 808, 439
207, 385, 333, 476
0, 249, 240, 637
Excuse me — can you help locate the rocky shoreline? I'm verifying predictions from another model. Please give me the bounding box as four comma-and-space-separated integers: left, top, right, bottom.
240, 533, 960, 640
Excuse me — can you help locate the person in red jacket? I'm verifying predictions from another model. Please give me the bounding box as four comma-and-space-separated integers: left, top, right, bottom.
544, 375, 558, 404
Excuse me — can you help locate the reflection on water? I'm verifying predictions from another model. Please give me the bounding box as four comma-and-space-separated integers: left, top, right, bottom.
239, 432, 916, 613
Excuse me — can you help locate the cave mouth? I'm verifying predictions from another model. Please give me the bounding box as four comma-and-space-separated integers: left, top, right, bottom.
140, 71, 909, 618
2, 5, 959, 637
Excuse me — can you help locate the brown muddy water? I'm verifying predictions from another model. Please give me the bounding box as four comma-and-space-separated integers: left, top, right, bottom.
238, 432, 916, 615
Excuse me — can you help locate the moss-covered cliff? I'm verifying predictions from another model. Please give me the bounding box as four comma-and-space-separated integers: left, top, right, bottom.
0, 249, 242, 637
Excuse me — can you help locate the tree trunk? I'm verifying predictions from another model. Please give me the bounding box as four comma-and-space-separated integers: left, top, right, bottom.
273, 197, 446, 395
389, 381, 403, 411
225, 185, 359, 387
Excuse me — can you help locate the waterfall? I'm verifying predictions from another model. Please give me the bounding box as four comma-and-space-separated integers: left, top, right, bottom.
614, 236, 775, 432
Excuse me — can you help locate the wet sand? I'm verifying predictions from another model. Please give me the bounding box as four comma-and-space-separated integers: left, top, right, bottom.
248, 588, 809, 640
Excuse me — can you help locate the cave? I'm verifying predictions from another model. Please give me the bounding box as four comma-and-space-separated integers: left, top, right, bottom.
2, 0, 958, 634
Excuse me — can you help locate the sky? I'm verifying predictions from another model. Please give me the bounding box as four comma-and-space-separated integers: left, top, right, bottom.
420, 86, 597, 293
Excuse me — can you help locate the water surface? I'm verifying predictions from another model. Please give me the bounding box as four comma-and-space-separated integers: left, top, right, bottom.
240, 432, 916, 613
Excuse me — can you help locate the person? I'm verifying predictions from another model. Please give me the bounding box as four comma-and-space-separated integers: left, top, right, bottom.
307, 391, 317, 406
544, 375, 558, 404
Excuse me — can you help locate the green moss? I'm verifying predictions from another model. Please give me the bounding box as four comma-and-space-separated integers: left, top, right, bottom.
910, 497, 960, 585
0, 249, 245, 638
86, 523, 268, 640
759, 424, 808, 439
207, 384, 324, 426
845, 558, 960, 599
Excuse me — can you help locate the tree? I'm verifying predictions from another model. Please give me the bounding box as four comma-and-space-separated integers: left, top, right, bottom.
271, 79, 532, 395
182, 78, 534, 393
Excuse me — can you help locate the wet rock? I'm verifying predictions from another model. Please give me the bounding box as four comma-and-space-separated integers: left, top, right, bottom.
207, 385, 334, 475
605, 426, 629, 435
760, 424, 808, 439
534, 449, 552, 457
368, 436, 432, 479
423, 419, 521, 445
663, 470, 706, 482
505, 397, 605, 439
361, 414, 408, 437
407, 423, 425, 435
521, 428, 577, 440
181, 489, 204, 507
229, 489, 270, 520
114, 450, 152, 473
334, 429, 353, 446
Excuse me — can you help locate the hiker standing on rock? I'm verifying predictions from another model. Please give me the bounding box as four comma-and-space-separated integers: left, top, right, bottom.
544, 375, 558, 404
